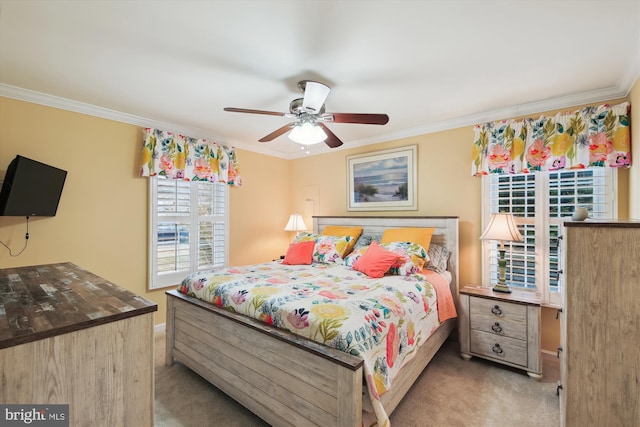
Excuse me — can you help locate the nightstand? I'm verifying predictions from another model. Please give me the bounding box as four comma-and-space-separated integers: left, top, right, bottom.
459, 285, 542, 379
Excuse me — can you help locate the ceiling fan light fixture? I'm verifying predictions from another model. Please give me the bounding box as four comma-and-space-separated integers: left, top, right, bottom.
288, 122, 327, 145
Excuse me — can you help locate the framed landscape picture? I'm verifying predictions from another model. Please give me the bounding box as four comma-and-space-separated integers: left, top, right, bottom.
346, 145, 417, 211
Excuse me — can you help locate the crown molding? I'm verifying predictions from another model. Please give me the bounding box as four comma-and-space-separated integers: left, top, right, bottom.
285, 84, 634, 159
1, 84, 167, 131
377, 85, 630, 143
618, 33, 640, 96
2, 78, 635, 161
0, 84, 286, 159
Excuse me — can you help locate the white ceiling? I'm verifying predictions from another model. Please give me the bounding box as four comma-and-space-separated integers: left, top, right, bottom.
1, 0, 639, 159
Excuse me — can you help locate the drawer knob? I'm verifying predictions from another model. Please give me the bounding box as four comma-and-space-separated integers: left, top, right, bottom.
556, 308, 563, 319
491, 322, 503, 333
491, 305, 503, 315
492, 343, 503, 354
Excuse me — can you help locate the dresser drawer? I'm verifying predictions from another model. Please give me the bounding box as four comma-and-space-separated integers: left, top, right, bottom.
469, 297, 527, 340
470, 330, 528, 367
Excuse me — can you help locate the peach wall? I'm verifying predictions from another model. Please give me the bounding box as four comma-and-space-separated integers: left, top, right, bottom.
289, 127, 482, 291
228, 150, 292, 266
1, 85, 635, 347
0, 97, 290, 325
288, 96, 634, 352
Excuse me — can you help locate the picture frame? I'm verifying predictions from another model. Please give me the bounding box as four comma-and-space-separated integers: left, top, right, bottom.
346, 145, 417, 211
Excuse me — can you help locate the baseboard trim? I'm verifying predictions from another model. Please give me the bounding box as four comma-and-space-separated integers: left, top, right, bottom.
154, 323, 166, 334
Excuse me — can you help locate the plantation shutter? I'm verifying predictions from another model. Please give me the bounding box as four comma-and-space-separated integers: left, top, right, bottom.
484, 174, 537, 292
196, 181, 227, 270
156, 179, 191, 276
483, 168, 614, 306
149, 177, 228, 289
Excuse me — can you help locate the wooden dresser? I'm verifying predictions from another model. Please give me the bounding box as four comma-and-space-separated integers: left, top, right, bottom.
560, 221, 640, 426
0, 262, 157, 427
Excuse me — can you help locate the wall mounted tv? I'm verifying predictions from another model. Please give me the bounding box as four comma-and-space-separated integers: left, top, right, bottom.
0, 155, 67, 217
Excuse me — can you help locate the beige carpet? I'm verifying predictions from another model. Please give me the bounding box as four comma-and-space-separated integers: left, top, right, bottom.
154, 332, 560, 426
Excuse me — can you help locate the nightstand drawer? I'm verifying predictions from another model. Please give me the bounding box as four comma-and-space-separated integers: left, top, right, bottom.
469, 298, 527, 340
470, 330, 528, 367
459, 286, 542, 377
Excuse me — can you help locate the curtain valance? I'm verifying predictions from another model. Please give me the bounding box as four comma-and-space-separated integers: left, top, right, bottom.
471, 102, 630, 176
140, 128, 241, 186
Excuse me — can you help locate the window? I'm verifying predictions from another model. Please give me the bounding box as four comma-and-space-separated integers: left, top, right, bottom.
148, 177, 228, 289
481, 168, 616, 306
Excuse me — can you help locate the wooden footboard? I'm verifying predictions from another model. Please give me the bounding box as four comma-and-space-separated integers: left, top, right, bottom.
165, 216, 459, 426
167, 290, 455, 426
166, 290, 364, 427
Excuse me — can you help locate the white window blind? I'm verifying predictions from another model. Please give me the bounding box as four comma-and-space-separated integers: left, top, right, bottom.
482, 168, 616, 306
149, 177, 228, 289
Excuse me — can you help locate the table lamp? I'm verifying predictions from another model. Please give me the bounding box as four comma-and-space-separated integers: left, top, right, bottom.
284, 213, 307, 236
480, 213, 523, 293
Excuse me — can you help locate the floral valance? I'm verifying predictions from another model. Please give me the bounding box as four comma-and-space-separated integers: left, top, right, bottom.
471, 102, 630, 176
140, 128, 241, 186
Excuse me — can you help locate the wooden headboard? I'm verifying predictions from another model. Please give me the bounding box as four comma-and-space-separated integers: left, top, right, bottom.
312, 216, 460, 304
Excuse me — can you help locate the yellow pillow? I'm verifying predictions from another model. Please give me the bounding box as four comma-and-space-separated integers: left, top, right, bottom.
322, 225, 363, 254
380, 227, 435, 250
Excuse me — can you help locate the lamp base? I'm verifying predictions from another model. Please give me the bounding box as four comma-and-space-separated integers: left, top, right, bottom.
492, 283, 512, 293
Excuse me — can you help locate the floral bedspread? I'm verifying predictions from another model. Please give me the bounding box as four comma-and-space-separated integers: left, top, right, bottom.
178, 261, 448, 426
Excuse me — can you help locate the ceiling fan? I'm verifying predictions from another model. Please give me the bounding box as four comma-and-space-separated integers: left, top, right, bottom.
224, 80, 389, 148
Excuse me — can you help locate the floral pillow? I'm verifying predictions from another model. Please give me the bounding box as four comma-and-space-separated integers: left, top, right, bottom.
382, 241, 429, 276
293, 232, 352, 264
344, 246, 368, 268
321, 226, 363, 255
426, 244, 450, 274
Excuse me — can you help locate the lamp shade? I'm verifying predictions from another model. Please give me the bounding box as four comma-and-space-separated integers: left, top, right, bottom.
480, 213, 523, 242
288, 123, 327, 145
284, 213, 307, 232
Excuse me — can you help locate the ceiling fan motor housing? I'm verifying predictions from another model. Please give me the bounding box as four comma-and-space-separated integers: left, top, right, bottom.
290, 98, 326, 115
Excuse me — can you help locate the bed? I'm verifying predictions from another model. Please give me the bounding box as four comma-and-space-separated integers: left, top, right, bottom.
165, 216, 459, 427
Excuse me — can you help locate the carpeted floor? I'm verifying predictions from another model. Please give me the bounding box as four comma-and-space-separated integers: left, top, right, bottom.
154, 332, 560, 426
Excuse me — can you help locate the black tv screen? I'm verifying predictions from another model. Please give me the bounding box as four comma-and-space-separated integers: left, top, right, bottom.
0, 155, 67, 217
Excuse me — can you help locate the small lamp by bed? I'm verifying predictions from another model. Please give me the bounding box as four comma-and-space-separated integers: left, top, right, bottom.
284, 213, 307, 236
480, 213, 523, 293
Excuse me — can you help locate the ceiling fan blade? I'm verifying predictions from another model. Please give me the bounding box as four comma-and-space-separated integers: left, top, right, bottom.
325, 113, 389, 125
258, 123, 296, 142
224, 107, 287, 117
301, 81, 330, 114
317, 123, 343, 148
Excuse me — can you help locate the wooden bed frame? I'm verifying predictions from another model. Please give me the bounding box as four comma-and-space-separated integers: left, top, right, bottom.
165, 216, 459, 426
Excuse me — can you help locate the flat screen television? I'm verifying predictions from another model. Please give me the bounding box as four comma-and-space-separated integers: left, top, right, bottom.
0, 155, 67, 217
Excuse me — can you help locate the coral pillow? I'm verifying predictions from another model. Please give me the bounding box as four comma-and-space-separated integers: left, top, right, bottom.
282, 240, 315, 265
352, 241, 401, 278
